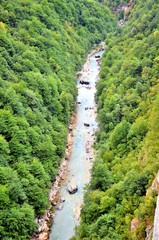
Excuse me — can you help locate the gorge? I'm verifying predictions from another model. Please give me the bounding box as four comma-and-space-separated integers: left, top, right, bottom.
49, 46, 104, 240
0, 0, 159, 240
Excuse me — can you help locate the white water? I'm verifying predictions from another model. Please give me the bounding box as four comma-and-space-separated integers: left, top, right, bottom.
49, 50, 104, 240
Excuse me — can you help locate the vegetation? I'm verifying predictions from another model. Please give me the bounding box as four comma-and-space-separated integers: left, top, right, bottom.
73, 0, 159, 239
0, 0, 115, 239
1, 0, 159, 239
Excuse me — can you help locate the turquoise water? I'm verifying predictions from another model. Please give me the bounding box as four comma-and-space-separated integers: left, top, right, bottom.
49, 50, 104, 240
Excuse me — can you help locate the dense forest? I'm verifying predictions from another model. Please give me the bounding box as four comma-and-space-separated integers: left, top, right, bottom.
73, 0, 159, 239
0, 0, 116, 239
1, 0, 159, 239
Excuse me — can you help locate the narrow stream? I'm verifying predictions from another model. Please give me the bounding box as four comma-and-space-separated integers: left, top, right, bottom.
49, 49, 104, 240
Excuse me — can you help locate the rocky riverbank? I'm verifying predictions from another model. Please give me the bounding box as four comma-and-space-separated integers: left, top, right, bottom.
30, 114, 76, 240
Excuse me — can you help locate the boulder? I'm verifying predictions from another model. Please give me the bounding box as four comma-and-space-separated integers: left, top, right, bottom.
68, 185, 78, 194
59, 197, 65, 203
51, 201, 57, 206
68, 127, 73, 131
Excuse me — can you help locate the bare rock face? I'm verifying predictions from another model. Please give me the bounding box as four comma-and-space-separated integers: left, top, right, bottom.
151, 171, 159, 240
151, 174, 159, 193
67, 185, 78, 194
152, 196, 159, 240
146, 225, 153, 240
130, 218, 140, 233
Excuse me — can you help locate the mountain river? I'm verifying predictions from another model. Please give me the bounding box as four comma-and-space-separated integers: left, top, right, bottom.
49, 47, 104, 240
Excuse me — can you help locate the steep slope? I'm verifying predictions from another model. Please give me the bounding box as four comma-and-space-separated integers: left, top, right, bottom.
0, 1, 116, 239
73, 0, 159, 239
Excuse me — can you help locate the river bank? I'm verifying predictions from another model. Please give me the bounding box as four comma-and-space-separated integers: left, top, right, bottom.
30, 42, 105, 240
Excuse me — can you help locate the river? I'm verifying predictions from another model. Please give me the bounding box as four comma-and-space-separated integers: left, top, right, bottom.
49, 48, 104, 240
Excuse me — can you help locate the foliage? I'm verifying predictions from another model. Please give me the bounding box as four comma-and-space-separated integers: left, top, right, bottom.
0, 0, 115, 239
74, 0, 159, 239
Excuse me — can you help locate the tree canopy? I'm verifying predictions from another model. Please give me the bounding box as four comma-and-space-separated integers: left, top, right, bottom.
0, 0, 115, 239
74, 0, 159, 239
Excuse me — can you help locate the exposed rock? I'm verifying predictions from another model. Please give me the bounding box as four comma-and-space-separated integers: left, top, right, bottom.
68, 185, 78, 194
51, 201, 57, 206
37, 232, 48, 240
151, 173, 159, 193
146, 225, 153, 240
95, 55, 100, 58
152, 172, 159, 239
131, 217, 140, 233
59, 197, 65, 203
68, 127, 73, 131
86, 86, 91, 89
152, 196, 159, 240
86, 148, 89, 153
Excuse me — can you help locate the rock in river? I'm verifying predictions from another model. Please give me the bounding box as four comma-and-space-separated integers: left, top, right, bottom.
67, 185, 78, 194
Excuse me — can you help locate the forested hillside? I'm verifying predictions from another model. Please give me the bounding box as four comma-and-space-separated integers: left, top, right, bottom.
0, 1, 116, 239
1, 0, 159, 239
73, 0, 159, 239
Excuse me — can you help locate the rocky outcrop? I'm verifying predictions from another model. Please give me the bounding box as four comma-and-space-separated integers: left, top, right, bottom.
152, 196, 159, 240
146, 225, 153, 240
130, 172, 159, 240
152, 171, 159, 240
